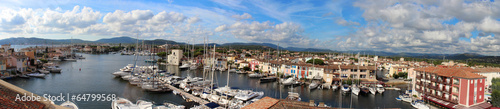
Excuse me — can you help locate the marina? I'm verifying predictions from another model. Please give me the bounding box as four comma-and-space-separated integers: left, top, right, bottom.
3, 53, 415, 108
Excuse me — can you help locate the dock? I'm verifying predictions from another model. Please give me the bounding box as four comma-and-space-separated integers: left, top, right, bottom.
165, 84, 209, 105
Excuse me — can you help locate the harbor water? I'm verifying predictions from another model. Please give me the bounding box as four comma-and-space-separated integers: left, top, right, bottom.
4, 53, 413, 108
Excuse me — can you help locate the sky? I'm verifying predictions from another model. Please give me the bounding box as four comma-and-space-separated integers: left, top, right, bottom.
0, 0, 500, 55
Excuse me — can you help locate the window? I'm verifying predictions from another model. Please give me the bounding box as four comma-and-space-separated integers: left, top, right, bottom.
452, 86, 459, 93
453, 78, 459, 85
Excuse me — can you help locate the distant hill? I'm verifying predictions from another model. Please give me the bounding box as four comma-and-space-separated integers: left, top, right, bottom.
0, 37, 91, 45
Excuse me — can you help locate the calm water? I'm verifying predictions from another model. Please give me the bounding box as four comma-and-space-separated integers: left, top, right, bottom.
4, 53, 413, 108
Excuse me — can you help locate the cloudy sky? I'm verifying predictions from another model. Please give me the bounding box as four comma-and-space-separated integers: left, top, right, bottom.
0, 0, 499, 55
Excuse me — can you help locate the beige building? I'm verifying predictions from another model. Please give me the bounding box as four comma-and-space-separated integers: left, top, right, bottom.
167, 49, 183, 65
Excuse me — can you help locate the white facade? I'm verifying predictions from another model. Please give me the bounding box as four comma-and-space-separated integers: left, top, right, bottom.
475, 72, 500, 89
167, 49, 183, 66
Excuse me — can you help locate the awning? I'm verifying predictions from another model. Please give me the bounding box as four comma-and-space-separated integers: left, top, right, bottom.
424, 96, 456, 108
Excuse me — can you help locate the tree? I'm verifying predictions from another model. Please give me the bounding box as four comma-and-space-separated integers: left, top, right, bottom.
245, 54, 251, 57
306, 59, 325, 65
493, 90, 500, 107
157, 52, 167, 59
243, 66, 250, 71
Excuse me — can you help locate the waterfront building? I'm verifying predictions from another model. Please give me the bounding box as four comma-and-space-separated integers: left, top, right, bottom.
167, 49, 182, 65
14, 55, 28, 73
414, 66, 492, 108
249, 59, 260, 71
0, 57, 7, 75
471, 68, 500, 90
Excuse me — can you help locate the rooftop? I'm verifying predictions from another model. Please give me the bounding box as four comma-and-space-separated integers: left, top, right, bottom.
415, 66, 486, 79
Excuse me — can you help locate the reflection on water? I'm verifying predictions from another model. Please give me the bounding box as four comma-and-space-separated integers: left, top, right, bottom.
4, 53, 412, 108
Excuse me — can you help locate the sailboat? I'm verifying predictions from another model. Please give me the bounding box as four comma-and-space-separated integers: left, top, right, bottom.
369, 86, 377, 95
351, 84, 360, 95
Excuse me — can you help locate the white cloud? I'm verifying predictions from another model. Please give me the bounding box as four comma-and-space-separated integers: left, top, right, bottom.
343, 0, 500, 55
231, 13, 252, 20
336, 18, 359, 26
217, 21, 316, 47
187, 16, 201, 24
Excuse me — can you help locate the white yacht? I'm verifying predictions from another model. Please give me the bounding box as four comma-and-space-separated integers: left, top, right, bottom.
60, 101, 79, 109
308, 82, 319, 90
179, 63, 190, 69
112, 71, 127, 77
48, 66, 62, 73
281, 78, 295, 86
369, 87, 377, 95
136, 100, 153, 109
376, 84, 385, 93
248, 73, 263, 78
27, 73, 46, 78
111, 97, 140, 109
234, 90, 259, 101
38, 69, 50, 74
229, 69, 237, 73
411, 101, 429, 109
351, 85, 360, 96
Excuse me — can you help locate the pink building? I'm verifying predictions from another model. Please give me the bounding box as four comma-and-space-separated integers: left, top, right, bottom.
415, 66, 491, 108
249, 60, 260, 71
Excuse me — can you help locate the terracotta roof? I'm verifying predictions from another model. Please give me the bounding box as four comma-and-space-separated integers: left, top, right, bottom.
242, 97, 279, 109
415, 67, 485, 79
473, 68, 500, 73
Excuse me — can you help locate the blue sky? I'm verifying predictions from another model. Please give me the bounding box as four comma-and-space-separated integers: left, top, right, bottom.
1, 0, 500, 55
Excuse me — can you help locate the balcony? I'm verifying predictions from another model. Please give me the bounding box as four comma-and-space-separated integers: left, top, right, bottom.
416, 75, 422, 79
431, 78, 438, 82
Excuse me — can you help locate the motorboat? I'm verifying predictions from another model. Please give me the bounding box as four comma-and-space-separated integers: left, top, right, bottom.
27, 73, 46, 78
351, 85, 360, 96
122, 74, 133, 81
48, 66, 62, 73
285, 92, 301, 101
281, 78, 295, 86
229, 69, 237, 73
360, 86, 370, 95
153, 102, 185, 109
190, 65, 197, 70
308, 82, 319, 90
369, 87, 377, 95
259, 76, 277, 83
18, 74, 30, 79
248, 73, 263, 78
341, 84, 350, 93
38, 69, 50, 74
376, 84, 385, 93
112, 71, 128, 77
411, 100, 429, 109
136, 100, 153, 109
60, 101, 79, 109
145, 59, 157, 63
65, 58, 77, 61
111, 97, 139, 109
234, 90, 260, 101
236, 70, 245, 74
397, 94, 412, 102
179, 63, 190, 69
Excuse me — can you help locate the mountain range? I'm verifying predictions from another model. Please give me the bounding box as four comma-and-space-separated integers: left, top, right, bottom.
0, 37, 491, 58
